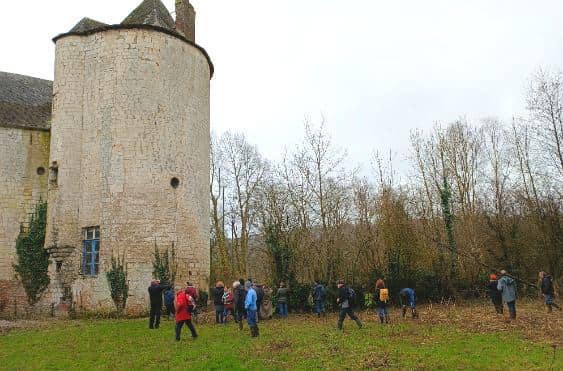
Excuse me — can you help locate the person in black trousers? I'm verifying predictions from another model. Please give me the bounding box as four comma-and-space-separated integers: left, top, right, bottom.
148, 279, 170, 329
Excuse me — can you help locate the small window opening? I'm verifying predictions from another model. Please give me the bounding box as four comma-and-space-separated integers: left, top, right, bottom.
170, 177, 180, 188
56, 261, 63, 272
49, 162, 58, 187
189, 271, 192, 276
37, 167, 45, 175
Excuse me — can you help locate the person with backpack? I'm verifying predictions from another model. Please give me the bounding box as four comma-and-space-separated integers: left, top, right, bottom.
336, 279, 362, 330
374, 279, 390, 324
260, 284, 273, 320
175, 287, 198, 341
497, 270, 517, 319
312, 280, 327, 317
539, 271, 561, 313
234, 280, 247, 330
164, 287, 175, 319
276, 282, 289, 318
213, 281, 225, 324
486, 273, 503, 314
222, 287, 235, 323
399, 287, 417, 319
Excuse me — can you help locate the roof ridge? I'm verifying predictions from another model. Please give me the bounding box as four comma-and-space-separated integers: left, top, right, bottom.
121, 0, 175, 31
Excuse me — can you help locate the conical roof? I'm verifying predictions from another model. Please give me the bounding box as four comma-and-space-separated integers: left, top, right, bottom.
68, 17, 108, 33
121, 0, 175, 30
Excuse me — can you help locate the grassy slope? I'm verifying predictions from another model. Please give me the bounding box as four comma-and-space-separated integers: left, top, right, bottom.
1, 313, 561, 370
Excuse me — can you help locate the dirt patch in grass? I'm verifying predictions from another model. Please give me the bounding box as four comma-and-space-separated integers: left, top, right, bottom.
362, 353, 396, 369
417, 300, 562, 346
269, 339, 292, 352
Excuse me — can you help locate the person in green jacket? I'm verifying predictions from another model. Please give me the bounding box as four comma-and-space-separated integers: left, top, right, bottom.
276, 282, 289, 318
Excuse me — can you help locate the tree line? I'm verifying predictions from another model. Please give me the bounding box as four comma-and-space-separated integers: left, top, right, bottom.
209, 69, 563, 304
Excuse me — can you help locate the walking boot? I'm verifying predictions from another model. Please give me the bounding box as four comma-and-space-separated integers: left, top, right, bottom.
355, 318, 363, 329
385, 314, 390, 323
255, 325, 260, 337
239, 320, 243, 330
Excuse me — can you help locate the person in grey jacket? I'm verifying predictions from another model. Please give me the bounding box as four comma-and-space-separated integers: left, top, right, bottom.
497, 270, 517, 319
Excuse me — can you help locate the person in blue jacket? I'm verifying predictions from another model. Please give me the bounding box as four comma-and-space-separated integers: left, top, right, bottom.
399, 287, 417, 319
244, 281, 259, 337
497, 269, 517, 319
164, 287, 175, 319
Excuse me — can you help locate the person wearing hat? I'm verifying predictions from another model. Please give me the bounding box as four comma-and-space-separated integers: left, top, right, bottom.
244, 280, 260, 337
497, 269, 517, 319
486, 273, 503, 314
336, 279, 362, 330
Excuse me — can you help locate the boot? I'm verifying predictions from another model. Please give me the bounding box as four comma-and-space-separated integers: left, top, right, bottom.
355, 318, 363, 329
238, 320, 243, 330
337, 320, 343, 330
379, 315, 384, 324
255, 325, 260, 337
385, 314, 390, 323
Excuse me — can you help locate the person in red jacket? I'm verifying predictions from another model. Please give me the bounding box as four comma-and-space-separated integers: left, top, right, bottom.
175, 289, 198, 341
222, 286, 236, 323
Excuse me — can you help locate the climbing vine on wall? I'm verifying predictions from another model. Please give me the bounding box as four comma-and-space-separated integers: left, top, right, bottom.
13, 199, 50, 305
106, 255, 128, 314
152, 243, 177, 287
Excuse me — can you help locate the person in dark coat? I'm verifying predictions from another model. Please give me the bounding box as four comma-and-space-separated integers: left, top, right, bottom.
276, 282, 289, 318
234, 280, 247, 330
540, 271, 562, 313
486, 273, 503, 314
148, 279, 171, 329
255, 283, 265, 320
312, 280, 327, 317
336, 279, 362, 330
213, 281, 225, 324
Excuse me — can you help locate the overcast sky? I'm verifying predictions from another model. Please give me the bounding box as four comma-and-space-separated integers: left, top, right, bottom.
2, 0, 563, 175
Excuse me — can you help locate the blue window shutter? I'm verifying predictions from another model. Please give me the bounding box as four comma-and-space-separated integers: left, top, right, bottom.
82, 240, 88, 275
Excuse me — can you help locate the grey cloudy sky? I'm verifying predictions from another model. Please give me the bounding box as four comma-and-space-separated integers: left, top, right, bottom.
2, 0, 563, 174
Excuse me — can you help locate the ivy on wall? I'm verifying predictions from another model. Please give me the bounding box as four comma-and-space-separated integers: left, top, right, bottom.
13, 200, 50, 305
106, 256, 128, 314
152, 244, 177, 287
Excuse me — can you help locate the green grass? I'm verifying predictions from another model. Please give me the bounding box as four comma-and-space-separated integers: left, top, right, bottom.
0, 314, 561, 370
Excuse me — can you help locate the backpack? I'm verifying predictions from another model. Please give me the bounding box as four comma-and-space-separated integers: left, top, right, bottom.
379, 288, 389, 303
346, 287, 356, 306
222, 292, 232, 305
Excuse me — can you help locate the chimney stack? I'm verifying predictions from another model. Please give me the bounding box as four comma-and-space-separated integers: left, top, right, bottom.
175, 0, 196, 42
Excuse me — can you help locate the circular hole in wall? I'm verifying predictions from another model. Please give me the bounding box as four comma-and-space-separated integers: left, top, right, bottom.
170, 177, 180, 189
37, 167, 46, 175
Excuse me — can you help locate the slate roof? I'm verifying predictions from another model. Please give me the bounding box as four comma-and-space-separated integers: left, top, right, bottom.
69, 17, 108, 33
0, 72, 52, 131
121, 0, 176, 30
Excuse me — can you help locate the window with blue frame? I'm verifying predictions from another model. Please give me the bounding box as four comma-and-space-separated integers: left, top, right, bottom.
82, 227, 100, 276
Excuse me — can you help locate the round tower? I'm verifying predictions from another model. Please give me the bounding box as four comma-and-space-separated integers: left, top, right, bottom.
45, 0, 212, 313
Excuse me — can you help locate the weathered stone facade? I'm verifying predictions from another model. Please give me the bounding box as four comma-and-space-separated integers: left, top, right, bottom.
0, 0, 212, 315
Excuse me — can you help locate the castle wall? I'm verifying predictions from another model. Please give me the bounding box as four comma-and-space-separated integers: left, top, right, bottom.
47, 28, 210, 313
0, 127, 50, 313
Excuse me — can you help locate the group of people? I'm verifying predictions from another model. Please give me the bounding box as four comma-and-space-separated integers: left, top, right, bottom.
487, 270, 561, 319
147, 269, 560, 341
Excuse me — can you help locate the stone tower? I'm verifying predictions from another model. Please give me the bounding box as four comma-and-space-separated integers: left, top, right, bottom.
45, 0, 212, 313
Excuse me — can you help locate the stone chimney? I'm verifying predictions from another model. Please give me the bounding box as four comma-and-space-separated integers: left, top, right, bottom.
175, 0, 196, 42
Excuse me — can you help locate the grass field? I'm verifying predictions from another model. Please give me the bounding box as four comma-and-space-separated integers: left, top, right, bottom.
1, 301, 561, 370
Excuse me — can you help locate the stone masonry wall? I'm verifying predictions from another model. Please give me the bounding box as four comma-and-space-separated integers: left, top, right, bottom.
0, 127, 50, 315
46, 28, 211, 314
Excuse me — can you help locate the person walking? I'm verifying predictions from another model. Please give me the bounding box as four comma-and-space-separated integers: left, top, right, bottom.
312, 280, 327, 317
245, 281, 259, 337
148, 279, 170, 329
213, 281, 225, 324
276, 282, 289, 318
399, 287, 417, 319
234, 280, 247, 330
164, 287, 175, 319
175, 288, 198, 341
260, 284, 273, 320
497, 270, 517, 319
374, 279, 390, 324
486, 273, 503, 314
222, 287, 235, 323
336, 279, 362, 330
540, 271, 561, 313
